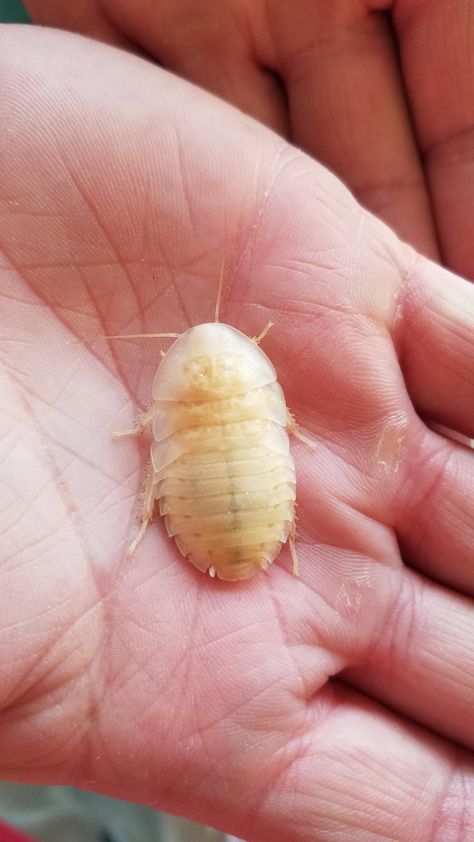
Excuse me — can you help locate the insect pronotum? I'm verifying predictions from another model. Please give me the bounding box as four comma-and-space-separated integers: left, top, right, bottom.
111, 250, 314, 581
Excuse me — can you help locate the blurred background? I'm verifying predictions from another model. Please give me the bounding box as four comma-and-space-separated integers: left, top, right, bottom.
0, 3, 241, 841
0, 0, 29, 21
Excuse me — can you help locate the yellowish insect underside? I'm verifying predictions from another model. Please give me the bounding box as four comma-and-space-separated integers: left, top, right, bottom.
151, 323, 296, 581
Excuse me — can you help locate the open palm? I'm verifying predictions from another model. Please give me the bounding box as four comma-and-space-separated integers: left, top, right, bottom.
1, 26, 473, 842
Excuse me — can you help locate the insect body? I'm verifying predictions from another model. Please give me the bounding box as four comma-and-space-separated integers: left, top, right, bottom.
117, 322, 299, 581
151, 322, 296, 580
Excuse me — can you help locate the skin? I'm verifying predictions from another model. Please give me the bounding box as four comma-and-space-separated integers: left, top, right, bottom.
23, 0, 474, 279
0, 22, 473, 842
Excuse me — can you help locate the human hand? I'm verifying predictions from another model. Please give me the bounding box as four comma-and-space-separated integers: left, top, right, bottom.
23, 0, 474, 278
1, 25, 473, 842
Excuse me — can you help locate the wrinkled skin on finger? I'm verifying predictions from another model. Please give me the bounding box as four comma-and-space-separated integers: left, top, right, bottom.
0, 26, 473, 842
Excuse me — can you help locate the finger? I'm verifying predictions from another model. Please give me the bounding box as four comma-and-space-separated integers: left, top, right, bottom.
24, 0, 133, 48
343, 567, 474, 749
394, 429, 474, 595
268, 1, 438, 257
395, 253, 474, 438
296, 418, 473, 627
171, 55, 289, 137
98, 0, 289, 135
245, 682, 474, 842
392, 0, 474, 280
181, 679, 474, 840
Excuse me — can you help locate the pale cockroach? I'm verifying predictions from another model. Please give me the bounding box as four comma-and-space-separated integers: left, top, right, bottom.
110, 252, 313, 582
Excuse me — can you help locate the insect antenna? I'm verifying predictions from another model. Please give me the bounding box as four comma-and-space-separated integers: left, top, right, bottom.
214, 209, 227, 323
214, 252, 225, 323
104, 332, 180, 340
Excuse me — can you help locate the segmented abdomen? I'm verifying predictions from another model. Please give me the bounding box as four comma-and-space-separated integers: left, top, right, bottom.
151, 384, 295, 580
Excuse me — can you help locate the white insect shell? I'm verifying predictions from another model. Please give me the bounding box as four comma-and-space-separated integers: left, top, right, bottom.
148, 322, 297, 581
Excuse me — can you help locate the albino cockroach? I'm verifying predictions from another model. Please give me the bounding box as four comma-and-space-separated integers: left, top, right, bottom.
111, 255, 314, 582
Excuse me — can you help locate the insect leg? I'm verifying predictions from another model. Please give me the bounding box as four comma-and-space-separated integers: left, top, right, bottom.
287, 410, 317, 450
127, 460, 158, 555
112, 408, 154, 440
252, 321, 274, 344
289, 524, 299, 578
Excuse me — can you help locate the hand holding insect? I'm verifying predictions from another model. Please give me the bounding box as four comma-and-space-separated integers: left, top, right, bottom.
0, 26, 473, 842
